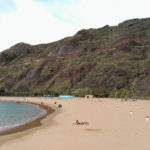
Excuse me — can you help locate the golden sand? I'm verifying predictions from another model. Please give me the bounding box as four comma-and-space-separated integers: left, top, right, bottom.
0, 97, 150, 150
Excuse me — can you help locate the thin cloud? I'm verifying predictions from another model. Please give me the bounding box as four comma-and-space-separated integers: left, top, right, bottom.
0, 0, 81, 51
0, 0, 150, 51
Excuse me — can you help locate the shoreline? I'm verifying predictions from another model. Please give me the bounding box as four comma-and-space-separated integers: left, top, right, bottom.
0, 101, 55, 136
1, 97, 150, 150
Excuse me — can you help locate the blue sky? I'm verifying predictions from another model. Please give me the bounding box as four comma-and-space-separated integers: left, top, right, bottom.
0, 0, 16, 13
0, 0, 150, 52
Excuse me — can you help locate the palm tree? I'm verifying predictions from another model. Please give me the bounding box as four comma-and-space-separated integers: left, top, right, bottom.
123, 88, 129, 101
120, 88, 129, 101
119, 89, 124, 100
113, 88, 118, 99
131, 86, 136, 101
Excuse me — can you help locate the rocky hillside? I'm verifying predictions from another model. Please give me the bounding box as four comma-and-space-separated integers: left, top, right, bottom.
1, 18, 150, 97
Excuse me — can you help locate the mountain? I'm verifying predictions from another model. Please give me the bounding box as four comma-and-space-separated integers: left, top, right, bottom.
1, 18, 150, 97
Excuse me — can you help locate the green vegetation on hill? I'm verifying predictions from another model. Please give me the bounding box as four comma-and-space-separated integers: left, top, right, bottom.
1, 18, 150, 98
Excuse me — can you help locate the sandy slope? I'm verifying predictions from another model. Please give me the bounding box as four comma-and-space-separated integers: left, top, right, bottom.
0, 97, 150, 150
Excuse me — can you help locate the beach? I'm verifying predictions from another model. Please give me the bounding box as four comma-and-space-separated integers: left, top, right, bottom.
0, 97, 150, 150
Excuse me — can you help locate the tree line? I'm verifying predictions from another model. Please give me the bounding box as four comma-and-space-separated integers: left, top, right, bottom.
0, 87, 137, 100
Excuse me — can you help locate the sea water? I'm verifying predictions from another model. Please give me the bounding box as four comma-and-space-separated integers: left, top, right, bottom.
0, 101, 47, 131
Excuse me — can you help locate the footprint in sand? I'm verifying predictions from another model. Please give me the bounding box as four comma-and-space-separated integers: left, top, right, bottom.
116, 106, 119, 110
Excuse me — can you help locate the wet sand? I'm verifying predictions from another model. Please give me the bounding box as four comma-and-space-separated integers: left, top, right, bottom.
0, 97, 150, 150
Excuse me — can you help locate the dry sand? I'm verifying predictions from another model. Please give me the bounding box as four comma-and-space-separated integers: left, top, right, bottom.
0, 97, 150, 150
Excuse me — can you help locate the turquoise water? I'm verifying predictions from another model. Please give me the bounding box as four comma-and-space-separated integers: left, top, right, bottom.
0, 101, 47, 131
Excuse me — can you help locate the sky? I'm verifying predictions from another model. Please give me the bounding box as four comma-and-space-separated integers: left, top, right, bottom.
0, 0, 150, 52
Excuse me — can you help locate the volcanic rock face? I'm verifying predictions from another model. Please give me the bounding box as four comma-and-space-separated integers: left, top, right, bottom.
1, 18, 150, 96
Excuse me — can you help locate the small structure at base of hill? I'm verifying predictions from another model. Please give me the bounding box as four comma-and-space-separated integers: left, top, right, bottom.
59, 95, 75, 98
43, 94, 51, 98
85, 95, 94, 99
